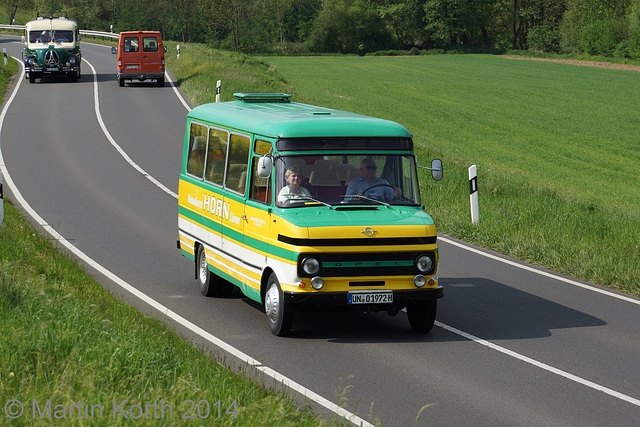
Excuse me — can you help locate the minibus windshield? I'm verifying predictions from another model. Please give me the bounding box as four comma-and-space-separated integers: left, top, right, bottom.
275, 154, 422, 207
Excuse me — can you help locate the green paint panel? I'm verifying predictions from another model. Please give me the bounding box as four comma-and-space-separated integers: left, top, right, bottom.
324, 260, 414, 268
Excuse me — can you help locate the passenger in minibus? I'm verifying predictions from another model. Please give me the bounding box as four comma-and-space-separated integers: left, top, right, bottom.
187, 137, 206, 177
346, 157, 401, 201
277, 166, 311, 204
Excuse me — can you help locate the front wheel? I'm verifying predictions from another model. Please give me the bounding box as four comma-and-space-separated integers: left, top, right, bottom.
407, 299, 437, 333
264, 273, 293, 336
196, 245, 232, 297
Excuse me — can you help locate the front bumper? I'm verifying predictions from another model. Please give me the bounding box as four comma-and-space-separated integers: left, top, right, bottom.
284, 286, 444, 306
119, 70, 164, 81
27, 66, 80, 74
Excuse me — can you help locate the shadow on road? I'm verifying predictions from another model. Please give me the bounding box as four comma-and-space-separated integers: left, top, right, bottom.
238, 276, 605, 343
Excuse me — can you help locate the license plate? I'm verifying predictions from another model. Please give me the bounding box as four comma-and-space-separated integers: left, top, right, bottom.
125, 64, 139, 69
46, 67, 59, 72
348, 291, 393, 304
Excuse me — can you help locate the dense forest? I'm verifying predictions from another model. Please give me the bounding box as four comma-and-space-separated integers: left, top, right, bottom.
4, 0, 640, 58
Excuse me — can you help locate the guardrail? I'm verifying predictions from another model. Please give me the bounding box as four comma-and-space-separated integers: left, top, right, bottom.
79, 29, 119, 41
0, 24, 118, 41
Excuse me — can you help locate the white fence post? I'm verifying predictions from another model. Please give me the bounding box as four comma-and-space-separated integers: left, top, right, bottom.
216, 80, 221, 102
469, 165, 479, 224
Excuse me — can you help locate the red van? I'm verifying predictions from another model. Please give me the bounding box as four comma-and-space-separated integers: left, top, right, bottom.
112, 31, 166, 87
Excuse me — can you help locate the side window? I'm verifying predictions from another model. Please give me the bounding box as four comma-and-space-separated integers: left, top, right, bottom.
143, 37, 158, 52
124, 37, 139, 52
249, 139, 272, 204
225, 134, 251, 194
205, 128, 228, 186
186, 123, 208, 179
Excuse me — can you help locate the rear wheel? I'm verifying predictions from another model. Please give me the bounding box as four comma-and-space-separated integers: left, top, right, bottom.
407, 299, 437, 333
118, 76, 124, 87
264, 273, 293, 336
196, 245, 232, 297
158, 76, 165, 87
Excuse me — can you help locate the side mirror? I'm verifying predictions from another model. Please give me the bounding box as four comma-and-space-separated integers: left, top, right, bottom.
111, 46, 117, 54
163, 46, 167, 53
431, 159, 443, 181
257, 156, 272, 178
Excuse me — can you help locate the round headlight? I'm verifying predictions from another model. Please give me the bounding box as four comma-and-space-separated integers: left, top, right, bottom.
301, 257, 321, 275
310, 276, 324, 290
415, 254, 434, 273
27, 56, 37, 66
414, 275, 427, 288
68, 55, 78, 65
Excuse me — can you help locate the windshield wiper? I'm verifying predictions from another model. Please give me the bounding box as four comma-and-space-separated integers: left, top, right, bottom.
342, 194, 390, 207
288, 196, 334, 208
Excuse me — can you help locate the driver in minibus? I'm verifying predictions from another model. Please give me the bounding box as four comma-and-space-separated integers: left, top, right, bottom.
346, 157, 401, 201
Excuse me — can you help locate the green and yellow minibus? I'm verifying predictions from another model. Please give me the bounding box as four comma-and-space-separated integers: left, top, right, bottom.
178, 93, 443, 336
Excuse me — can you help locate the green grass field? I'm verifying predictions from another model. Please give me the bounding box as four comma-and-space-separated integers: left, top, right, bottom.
258, 54, 640, 296
166, 47, 640, 295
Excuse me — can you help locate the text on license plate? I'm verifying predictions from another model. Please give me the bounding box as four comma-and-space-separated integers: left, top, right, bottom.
125, 64, 139, 69
348, 292, 393, 304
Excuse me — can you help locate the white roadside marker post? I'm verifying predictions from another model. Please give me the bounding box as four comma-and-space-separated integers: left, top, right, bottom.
216, 80, 221, 102
469, 165, 479, 224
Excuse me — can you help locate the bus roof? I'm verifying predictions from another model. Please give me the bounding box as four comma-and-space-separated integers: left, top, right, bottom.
187, 93, 412, 139
25, 17, 78, 31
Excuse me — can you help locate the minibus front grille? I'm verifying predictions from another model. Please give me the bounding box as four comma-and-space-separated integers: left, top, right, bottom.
298, 251, 436, 278
279, 235, 436, 246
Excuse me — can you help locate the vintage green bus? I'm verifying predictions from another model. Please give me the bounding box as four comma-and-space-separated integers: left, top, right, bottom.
178, 93, 443, 336
23, 13, 81, 83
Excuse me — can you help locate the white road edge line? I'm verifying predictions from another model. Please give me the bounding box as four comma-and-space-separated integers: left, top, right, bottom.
438, 236, 640, 306
436, 321, 640, 407
0, 56, 373, 427
85, 59, 178, 200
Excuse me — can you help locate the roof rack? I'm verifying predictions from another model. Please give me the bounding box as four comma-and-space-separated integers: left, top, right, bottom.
234, 93, 291, 103
36, 12, 67, 20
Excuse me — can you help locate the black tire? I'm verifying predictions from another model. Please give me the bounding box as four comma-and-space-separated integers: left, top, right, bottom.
158, 76, 164, 87
407, 299, 437, 333
196, 245, 232, 297
264, 273, 293, 336
70, 72, 78, 82
118, 76, 124, 87
29, 73, 35, 83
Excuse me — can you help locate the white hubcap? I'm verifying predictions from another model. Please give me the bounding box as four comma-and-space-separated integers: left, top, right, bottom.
199, 251, 207, 285
265, 283, 280, 322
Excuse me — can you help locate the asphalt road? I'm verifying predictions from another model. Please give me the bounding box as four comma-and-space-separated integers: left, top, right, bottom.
2, 36, 639, 426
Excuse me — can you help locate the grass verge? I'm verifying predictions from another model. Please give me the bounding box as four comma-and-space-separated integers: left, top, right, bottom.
0, 203, 332, 425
